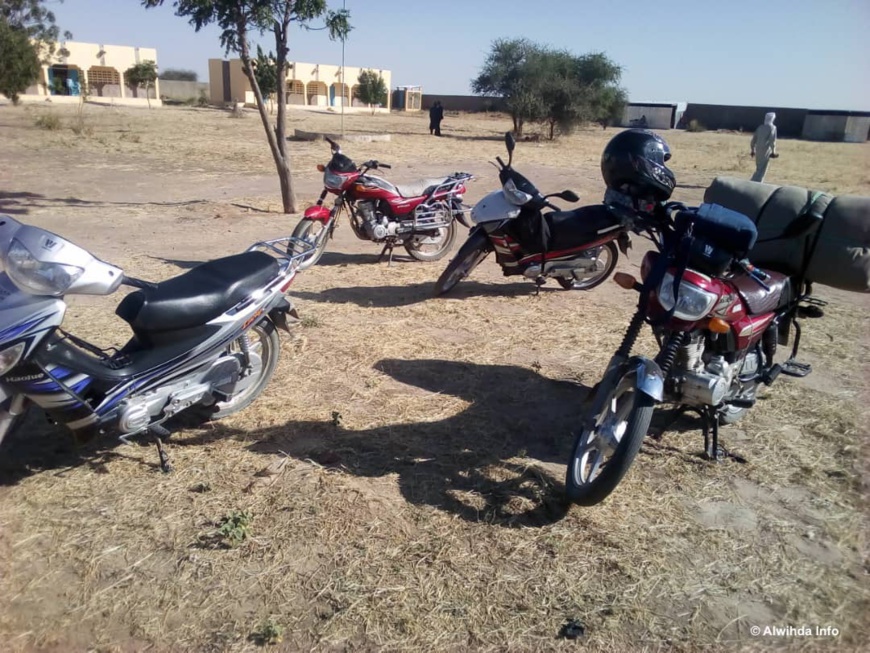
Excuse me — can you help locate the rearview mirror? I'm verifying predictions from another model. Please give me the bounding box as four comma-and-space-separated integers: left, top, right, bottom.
504, 131, 516, 154
556, 190, 580, 203
780, 212, 821, 239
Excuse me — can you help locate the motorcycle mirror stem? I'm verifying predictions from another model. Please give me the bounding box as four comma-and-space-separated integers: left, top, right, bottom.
504, 131, 515, 166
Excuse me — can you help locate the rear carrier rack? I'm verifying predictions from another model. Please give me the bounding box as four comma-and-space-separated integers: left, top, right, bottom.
247, 236, 315, 269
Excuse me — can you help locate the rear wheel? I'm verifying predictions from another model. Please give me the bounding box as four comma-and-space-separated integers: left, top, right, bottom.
556, 241, 619, 290
290, 218, 331, 270
565, 372, 654, 505
195, 319, 280, 420
434, 230, 491, 295
404, 221, 457, 262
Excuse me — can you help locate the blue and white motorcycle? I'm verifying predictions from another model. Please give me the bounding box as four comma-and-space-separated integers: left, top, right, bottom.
0, 215, 310, 471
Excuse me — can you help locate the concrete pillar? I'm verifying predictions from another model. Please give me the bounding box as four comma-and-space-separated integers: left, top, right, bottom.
120, 73, 126, 98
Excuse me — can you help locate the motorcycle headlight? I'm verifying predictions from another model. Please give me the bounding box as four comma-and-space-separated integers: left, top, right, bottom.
324, 170, 345, 190
5, 239, 84, 296
0, 342, 26, 377
657, 272, 718, 320
503, 178, 534, 206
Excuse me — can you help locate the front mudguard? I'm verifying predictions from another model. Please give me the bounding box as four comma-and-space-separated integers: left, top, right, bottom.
268, 296, 300, 333
626, 355, 664, 402
303, 205, 332, 222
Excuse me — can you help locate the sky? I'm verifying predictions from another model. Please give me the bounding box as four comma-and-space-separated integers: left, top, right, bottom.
49, 0, 870, 111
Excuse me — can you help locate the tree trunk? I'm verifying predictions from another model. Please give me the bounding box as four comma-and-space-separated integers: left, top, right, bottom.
273, 14, 296, 214
548, 121, 555, 140
238, 32, 296, 213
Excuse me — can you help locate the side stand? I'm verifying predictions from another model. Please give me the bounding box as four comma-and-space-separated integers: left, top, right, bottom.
150, 424, 173, 473
378, 242, 396, 267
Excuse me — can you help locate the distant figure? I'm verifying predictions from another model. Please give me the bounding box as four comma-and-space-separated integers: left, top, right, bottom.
429, 101, 444, 136
750, 112, 779, 182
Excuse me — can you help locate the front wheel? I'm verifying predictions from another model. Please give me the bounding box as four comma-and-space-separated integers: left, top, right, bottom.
565, 373, 655, 505
404, 221, 457, 262
194, 319, 281, 420
290, 218, 331, 270
434, 230, 491, 295
556, 241, 619, 290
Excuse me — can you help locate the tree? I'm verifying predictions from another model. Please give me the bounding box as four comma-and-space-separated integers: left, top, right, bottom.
142, 1, 351, 214
252, 44, 277, 114
160, 68, 197, 81
471, 38, 544, 137
355, 69, 386, 114
0, 0, 72, 102
124, 60, 158, 108
0, 17, 40, 103
472, 39, 627, 139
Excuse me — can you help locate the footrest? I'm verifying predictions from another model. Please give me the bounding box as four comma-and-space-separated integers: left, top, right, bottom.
803, 296, 828, 307
726, 397, 756, 409
781, 359, 812, 378
762, 364, 782, 385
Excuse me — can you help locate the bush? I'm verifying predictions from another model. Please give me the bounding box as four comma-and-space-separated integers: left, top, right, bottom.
34, 113, 62, 130
686, 119, 706, 133
197, 90, 209, 108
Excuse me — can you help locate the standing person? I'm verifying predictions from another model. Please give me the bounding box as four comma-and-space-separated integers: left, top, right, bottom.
429, 100, 444, 136
750, 112, 779, 182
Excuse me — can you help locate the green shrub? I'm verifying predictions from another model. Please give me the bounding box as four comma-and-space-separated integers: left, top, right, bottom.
34, 113, 62, 130
686, 119, 706, 133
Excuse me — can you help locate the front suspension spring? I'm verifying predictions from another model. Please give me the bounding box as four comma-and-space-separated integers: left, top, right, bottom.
615, 311, 647, 359
655, 332, 688, 376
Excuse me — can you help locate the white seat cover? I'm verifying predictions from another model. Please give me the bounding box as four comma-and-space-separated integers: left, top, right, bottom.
395, 177, 450, 198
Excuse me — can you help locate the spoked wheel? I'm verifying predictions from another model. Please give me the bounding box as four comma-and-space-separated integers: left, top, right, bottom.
434, 230, 491, 296
565, 373, 654, 505
556, 241, 619, 290
290, 218, 331, 270
404, 221, 457, 262
195, 319, 280, 420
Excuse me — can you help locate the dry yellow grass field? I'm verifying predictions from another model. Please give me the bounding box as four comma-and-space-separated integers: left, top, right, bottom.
0, 103, 868, 652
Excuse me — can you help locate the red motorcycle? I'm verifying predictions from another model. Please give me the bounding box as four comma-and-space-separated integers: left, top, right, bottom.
291, 137, 473, 268
565, 202, 825, 505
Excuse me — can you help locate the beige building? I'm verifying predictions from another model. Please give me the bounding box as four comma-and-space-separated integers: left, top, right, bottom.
18, 40, 161, 107
209, 59, 391, 111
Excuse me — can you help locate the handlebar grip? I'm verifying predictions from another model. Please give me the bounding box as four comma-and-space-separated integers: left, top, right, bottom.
379, 163, 391, 169
495, 156, 506, 168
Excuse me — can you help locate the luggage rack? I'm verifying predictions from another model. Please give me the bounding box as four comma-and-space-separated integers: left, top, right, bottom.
246, 236, 315, 270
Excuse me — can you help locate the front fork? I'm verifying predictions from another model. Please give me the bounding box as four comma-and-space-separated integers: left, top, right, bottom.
0, 393, 28, 449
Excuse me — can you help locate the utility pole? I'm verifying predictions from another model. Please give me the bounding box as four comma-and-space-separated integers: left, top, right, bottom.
340, 0, 346, 136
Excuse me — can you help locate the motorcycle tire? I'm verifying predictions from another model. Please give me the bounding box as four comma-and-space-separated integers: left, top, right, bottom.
564, 373, 654, 505
290, 218, 330, 270
194, 319, 280, 420
556, 242, 619, 290
434, 230, 491, 296
404, 220, 457, 262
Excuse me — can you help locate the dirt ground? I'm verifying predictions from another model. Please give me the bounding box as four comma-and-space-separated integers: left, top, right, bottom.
0, 103, 868, 652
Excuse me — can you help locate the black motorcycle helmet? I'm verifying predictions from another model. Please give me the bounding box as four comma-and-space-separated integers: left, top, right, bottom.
600, 129, 675, 203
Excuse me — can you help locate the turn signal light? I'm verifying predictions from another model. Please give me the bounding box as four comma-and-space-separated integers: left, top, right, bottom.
316, 164, 325, 172
708, 317, 731, 334
613, 272, 637, 290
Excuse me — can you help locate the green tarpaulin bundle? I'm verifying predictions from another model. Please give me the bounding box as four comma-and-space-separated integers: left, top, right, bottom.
703, 177, 870, 293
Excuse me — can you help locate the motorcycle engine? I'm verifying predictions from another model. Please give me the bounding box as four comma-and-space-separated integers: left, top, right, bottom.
358, 201, 396, 241
675, 336, 734, 407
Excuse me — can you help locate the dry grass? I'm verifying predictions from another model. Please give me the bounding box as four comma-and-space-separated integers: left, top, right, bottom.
0, 105, 868, 652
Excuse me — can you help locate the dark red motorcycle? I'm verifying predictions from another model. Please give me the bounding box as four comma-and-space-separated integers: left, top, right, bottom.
291, 137, 473, 268
565, 201, 826, 505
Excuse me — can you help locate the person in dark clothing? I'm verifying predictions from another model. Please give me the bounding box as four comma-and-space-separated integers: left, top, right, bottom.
429, 101, 444, 136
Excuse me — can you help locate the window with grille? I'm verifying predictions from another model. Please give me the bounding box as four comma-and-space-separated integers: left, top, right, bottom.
88, 66, 120, 85
287, 80, 304, 94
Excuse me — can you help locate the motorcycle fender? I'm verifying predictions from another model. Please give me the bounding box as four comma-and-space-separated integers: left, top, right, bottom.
617, 232, 632, 255
453, 203, 473, 229
269, 297, 300, 333
627, 355, 664, 402
303, 205, 332, 222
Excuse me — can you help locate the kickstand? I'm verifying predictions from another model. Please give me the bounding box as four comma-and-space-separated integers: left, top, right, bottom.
150, 424, 173, 473
702, 406, 720, 461
378, 242, 395, 267
534, 275, 546, 296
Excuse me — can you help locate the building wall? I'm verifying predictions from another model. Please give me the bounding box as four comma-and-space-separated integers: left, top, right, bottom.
801, 114, 847, 141
159, 80, 209, 101
15, 40, 161, 107
209, 59, 392, 110
843, 116, 870, 143
621, 104, 675, 129
682, 104, 806, 137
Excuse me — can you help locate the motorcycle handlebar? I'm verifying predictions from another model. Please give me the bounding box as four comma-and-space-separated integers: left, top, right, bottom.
379, 163, 391, 169
122, 275, 158, 291
495, 156, 506, 169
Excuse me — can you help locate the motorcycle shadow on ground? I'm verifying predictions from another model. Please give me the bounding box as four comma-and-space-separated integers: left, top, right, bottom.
293, 280, 555, 308
200, 358, 590, 528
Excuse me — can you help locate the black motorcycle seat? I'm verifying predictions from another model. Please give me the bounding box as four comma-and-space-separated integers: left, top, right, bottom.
544, 205, 621, 253
732, 270, 793, 315
116, 252, 279, 333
